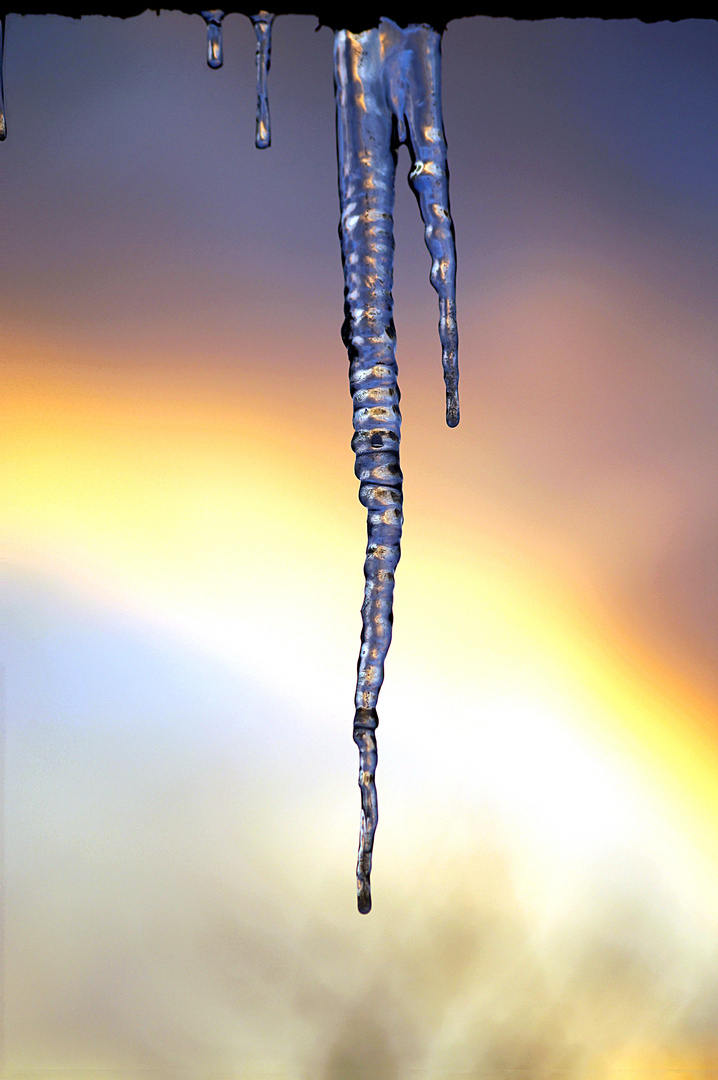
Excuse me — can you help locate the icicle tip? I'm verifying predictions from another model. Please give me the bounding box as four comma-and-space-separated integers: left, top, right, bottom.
446, 394, 460, 428
357, 878, 372, 914
354, 706, 379, 914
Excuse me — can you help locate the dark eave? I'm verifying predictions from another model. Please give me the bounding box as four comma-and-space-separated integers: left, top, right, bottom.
3, 5, 703, 31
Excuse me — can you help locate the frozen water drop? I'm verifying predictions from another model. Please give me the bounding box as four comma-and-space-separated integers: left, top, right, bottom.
201, 10, 225, 70
0, 14, 7, 141
250, 11, 274, 149
335, 18, 458, 912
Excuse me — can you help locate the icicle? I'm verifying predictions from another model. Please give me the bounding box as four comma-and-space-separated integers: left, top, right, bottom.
1, 14, 7, 141
201, 10, 225, 70
250, 11, 274, 148
334, 18, 459, 913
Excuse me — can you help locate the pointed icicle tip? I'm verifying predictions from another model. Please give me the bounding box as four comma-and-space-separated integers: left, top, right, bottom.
353, 707, 379, 914
357, 879, 372, 914
201, 10, 225, 69
250, 12, 274, 148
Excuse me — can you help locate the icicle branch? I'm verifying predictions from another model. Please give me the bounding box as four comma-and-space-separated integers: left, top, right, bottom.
400, 24, 459, 426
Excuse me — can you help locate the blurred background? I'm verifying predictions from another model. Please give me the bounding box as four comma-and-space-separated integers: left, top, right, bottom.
4, 12, 718, 1078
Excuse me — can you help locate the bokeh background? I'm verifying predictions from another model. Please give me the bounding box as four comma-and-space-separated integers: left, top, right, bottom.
4, 12, 718, 1078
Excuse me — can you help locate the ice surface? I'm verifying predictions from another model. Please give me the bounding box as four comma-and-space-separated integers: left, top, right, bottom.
250, 11, 274, 149
0, 7, 459, 913
201, 9, 225, 69
335, 17, 458, 912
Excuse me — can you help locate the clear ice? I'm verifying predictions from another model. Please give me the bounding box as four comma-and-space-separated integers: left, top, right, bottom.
201, 9, 225, 69
334, 17, 459, 913
0, 14, 7, 141
0, 7, 459, 914
250, 11, 274, 149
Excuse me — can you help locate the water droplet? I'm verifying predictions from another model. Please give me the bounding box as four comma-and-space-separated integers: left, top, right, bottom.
201, 10, 225, 70
250, 12, 274, 149
335, 18, 458, 912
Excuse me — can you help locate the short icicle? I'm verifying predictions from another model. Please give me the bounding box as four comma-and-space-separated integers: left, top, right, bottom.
334, 18, 459, 913
250, 12, 274, 148
201, 10, 225, 69
1, 14, 7, 140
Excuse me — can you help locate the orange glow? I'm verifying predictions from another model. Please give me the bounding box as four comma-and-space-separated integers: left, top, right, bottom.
6, 343, 718, 906
600, 1043, 718, 1078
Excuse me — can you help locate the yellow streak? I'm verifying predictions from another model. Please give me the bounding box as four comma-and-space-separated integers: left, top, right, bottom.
399, 521, 718, 883
600, 1043, 718, 1078
5, 352, 718, 894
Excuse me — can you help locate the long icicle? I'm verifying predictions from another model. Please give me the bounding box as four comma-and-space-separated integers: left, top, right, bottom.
335, 18, 458, 913
250, 11, 274, 148
1, 14, 7, 141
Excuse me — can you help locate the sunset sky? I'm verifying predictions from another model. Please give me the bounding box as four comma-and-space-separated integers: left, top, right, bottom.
4, 13, 718, 1078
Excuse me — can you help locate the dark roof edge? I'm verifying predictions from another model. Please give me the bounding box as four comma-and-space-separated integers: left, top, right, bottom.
3, 6, 710, 30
